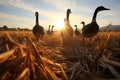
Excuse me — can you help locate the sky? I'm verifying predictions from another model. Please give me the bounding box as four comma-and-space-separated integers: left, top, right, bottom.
0, 0, 120, 31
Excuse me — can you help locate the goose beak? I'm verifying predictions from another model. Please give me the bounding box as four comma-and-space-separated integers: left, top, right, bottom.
105, 8, 110, 10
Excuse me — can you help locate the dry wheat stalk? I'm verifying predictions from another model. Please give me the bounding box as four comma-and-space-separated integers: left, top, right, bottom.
16, 68, 30, 80
0, 48, 17, 63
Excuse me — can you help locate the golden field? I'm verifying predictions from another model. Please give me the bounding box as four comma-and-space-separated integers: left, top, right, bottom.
0, 30, 120, 80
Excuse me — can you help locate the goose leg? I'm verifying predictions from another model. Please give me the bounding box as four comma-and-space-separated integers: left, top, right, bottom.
83, 37, 85, 48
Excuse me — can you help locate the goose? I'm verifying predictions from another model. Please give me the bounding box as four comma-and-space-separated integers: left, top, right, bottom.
32, 12, 45, 41
51, 25, 54, 34
82, 6, 110, 38
47, 25, 51, 34
74, 25, 80, 37
81, 21, 86, 47
61, 9, 73, 47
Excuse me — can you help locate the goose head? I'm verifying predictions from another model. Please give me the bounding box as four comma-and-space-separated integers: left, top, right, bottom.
81, 21, 85, 25
96, 6, 110, 12
67, 9, 72, 14
35, 12, 39, 16
92, 6, 110, 21
52, 25, 54, 28
81, 21, 85, 27
74, 25, 77, 27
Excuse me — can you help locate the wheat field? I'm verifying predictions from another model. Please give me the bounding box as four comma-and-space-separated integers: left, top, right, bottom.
0, 30, 120, 80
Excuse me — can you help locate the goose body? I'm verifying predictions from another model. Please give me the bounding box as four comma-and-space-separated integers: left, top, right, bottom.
82, 6, 110, 38
61, 9, 73, 46
33, 12, 45, 41
61, 19, 73, 39
82, 21, 98, 37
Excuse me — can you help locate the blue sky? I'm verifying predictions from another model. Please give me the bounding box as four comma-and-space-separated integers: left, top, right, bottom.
0, 0, 120, 30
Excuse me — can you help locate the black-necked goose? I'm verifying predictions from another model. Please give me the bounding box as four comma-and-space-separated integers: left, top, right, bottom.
32, 12, 45, 41
81, 21, 86, 47
47, 25, 51, 34
81, 21, 85, 28
74, 25, 80, 37
82, 6, 110, 38
61, 9, 73, 47
51, 25, 54, 34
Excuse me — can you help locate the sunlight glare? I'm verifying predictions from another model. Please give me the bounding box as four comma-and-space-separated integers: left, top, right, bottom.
55, 19, 64, 31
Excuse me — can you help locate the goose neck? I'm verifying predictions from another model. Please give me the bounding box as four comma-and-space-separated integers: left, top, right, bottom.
66, 12, 70, 23
51, 27, 54, 31
75, 26, 77, 30
92, 9, 98, 21
48, 26, 50, 31
36, 15, 39, 25
83, 23, 85, 27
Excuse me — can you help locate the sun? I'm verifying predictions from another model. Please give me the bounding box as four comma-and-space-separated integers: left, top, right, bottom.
55, 19, 64, 31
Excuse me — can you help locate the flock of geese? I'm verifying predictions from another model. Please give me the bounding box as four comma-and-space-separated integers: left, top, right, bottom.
32, 6, 110, 46
47, 25, 54, 35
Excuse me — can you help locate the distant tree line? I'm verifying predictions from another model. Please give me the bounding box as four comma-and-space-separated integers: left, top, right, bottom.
0, 25, 30, 31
